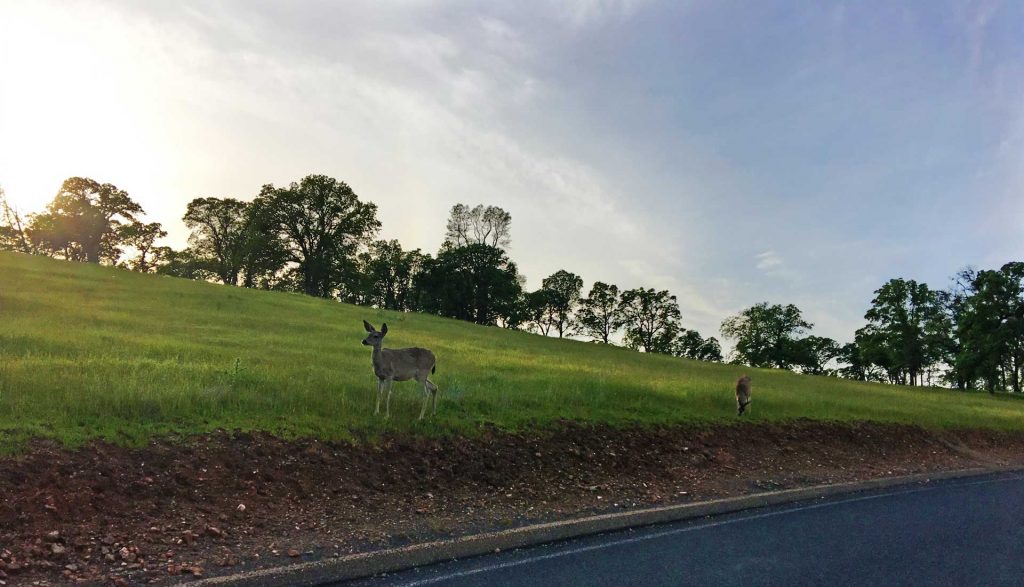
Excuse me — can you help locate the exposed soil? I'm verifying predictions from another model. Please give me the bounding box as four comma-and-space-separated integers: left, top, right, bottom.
2, 420, 1024, 585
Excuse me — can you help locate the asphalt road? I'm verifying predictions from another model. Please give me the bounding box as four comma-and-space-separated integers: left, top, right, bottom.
343, 473, 1024, 587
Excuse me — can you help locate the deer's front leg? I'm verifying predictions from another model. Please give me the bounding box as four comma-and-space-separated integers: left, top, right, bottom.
384, 378, 394, 419
375, 379, 383, 415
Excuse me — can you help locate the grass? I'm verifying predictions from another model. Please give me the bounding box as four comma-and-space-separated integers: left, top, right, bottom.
2, 251, 1024, 454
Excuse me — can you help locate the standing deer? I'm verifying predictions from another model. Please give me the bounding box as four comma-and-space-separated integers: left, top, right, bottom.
361, 320, 438, 420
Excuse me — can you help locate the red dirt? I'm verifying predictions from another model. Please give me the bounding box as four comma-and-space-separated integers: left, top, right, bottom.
2, 420, 1024, 585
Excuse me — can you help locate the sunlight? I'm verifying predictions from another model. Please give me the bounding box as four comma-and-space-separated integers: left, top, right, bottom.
0, 2, 162, 212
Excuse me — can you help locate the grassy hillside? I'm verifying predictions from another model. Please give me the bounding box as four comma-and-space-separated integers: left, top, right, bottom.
1, 251, 1023, 453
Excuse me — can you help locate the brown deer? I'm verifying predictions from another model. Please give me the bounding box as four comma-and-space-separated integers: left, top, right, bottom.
362, 320, 438, 420
735, 375, 752, 416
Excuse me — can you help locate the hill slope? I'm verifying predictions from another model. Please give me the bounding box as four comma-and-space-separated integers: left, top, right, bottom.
1, 251, 1022, 451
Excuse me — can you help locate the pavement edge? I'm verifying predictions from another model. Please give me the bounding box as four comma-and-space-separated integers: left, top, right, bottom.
194, 466, 1020, 586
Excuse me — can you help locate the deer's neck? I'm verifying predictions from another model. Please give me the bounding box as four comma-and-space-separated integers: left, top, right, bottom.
371, 344, 385, 371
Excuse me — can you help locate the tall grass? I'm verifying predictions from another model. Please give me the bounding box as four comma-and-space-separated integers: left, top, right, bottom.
2, 251, 1023, 453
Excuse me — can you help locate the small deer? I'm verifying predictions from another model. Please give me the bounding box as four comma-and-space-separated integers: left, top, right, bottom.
361, 320, 438, 420
735, 375, 752, 416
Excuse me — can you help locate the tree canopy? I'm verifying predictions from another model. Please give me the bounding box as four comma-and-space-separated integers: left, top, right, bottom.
951, 263, 1024, 392
856, 278, 949, 386
414, 243, 522, 325
576, 282, 622, 344
533, 269, 583, 338
618, 288, 681, 353
255, 175, 380, 298
674, 329, 723, 362
444, 204, 512, 249
27, 177, 144, 264
720, 302, 812, 369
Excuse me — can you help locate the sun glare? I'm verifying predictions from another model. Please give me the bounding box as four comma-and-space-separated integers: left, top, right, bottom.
0, 3, 163, 212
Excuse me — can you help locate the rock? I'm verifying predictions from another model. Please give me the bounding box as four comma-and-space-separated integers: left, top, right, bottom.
45, 531, 61, 542
236, 503, 246, 512
50, 544, 66, 556
64, 564, 78, 572
287, 549, 300, 558
205, 526, 223, 538
105, 553, 116, 563
188, 566, 203, 577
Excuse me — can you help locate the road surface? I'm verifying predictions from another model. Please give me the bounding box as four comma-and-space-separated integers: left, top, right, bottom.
343, 473, 1024, 586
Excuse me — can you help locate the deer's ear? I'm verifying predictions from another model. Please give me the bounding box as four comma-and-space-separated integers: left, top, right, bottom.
381, 323, 388, 335
363, 320, 375, 332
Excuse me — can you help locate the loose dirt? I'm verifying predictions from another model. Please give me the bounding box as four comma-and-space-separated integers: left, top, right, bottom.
3, 420, 1023, 585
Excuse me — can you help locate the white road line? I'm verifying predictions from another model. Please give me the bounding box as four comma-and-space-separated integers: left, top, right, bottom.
388, 475, 1024, 587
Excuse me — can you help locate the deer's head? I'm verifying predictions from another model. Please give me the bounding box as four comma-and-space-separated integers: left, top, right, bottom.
362, 320, 388, 347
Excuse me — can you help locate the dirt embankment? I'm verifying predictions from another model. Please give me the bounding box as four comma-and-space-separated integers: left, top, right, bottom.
2, 420, 1023, 585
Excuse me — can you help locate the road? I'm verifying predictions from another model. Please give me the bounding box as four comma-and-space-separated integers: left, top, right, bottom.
343, 473, 1024, 586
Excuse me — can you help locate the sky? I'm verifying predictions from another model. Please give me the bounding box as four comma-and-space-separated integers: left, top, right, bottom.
1, 0, 1022, 345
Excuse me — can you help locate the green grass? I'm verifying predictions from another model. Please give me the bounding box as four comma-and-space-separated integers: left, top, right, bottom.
2, 251, 1023, 453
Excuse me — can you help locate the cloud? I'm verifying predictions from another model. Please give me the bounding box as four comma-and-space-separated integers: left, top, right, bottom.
755, 250, 784, 272
548, 0, 653, 29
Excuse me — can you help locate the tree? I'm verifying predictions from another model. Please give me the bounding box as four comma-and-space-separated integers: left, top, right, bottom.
617, 288, 681, 353
414, 243, 522, 325
536, 270, 583, 338
525, 288, 557, 335
444, 204, 512, 249
836, 342, 883, 382
720, 302, 812, 369
496, 290, 531, 330
674, 329, 723, 362
238, 199, 289, 289
349, 240, 428, 311
119, 221, 167, 273
576, 282, 622, 344
953, 263, 1024, 393
857, 278, 950, 386
256, 175, 381, 298
182, 197, 250, 285
156, 248, 212, 281
27, 177, 143, 263
791, 335, 841, 375
0, 187, 32, 253
939, 272, 974, 390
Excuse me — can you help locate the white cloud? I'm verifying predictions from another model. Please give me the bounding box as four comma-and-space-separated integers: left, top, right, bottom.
755, 250, 784, 272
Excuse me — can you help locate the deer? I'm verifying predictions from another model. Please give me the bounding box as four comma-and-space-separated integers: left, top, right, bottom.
361, 320, 438, 420
735, 374, 752, 416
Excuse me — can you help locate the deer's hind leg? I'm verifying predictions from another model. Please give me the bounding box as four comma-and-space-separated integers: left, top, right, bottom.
417, 375, 432, 420
427, 379, 438, 416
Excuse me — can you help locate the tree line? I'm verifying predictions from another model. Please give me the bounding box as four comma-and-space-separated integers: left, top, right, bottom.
2, 175, 1021, 393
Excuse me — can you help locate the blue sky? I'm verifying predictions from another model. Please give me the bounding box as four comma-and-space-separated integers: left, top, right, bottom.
1, 0, 1021, 345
